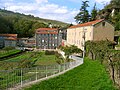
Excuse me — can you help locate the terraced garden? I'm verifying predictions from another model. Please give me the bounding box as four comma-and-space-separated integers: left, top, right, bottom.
24, 58, 117, 90
0, 49, 21, 59
0, 50, 64, 89
0, 51, 58, 70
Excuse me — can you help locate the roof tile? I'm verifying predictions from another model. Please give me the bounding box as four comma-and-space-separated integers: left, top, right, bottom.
69, 19, 104, 29
0, 34, 17, 37
36, 28, 58, 31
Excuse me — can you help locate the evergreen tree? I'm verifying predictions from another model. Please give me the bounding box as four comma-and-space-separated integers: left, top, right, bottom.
111, 0, 120, 9
91, 3, 98, 21
74, 1, 90, 24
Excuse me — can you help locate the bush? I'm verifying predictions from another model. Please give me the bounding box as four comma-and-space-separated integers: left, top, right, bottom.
45, 50, 56, 55
2, 46, 15, 50
0, 76, 4, 80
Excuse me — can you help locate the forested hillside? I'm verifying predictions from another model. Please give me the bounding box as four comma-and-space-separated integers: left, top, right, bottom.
97, 0, 120, 31
0, 9, 69, 37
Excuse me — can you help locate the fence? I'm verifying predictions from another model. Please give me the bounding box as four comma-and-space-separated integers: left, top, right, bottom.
0, 57, 83, 90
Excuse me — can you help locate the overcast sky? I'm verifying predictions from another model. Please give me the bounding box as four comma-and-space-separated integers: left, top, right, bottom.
0, 0, 111, 24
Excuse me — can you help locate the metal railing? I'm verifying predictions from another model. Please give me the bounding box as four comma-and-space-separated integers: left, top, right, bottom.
0, 58, 83, 90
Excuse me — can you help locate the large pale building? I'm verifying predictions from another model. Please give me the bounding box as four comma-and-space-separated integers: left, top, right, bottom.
67, 19, 114, 50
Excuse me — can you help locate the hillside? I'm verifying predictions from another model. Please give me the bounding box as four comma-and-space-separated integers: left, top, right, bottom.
0, 9, 69, 37
0, 9, 68, 26
96, 0, 120, 31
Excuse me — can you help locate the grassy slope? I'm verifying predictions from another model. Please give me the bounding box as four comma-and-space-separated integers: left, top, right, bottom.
24, 58, 117, 90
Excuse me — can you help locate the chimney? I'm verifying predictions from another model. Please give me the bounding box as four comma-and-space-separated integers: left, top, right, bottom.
49, 23, 52, 28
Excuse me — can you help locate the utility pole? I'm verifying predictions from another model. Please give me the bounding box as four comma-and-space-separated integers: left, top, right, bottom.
82, 27, 86, 60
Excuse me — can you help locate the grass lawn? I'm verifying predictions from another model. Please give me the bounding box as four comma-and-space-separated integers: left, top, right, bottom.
24, 58, 117, 90
35, 52, 56, 65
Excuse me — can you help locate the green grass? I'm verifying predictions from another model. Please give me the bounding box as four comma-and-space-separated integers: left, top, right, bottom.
0, 49, 21, 58
0, 51, 58, 70
24, 58, 117, 90
35, 53, 56, 65
4, 52, 31, 62
4, 51, 57, 65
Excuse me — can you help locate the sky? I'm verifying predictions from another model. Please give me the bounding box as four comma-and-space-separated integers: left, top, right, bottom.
0, 0, 111, 24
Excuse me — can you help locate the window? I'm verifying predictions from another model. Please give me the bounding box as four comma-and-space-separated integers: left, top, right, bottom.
90, 32, 91, 37
79, 32, 81, 36
79, 40, 81, 45
55, 36, 57, 39
42, 40, 44, 42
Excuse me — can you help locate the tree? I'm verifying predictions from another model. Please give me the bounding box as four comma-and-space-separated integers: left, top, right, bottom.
60, 45, 82, 59
86, 40, 113, 62
55, 52, 64, 64
91, 3, 98, 21
110, 0, 120, 10
74, 1, 90, 24
105, 50, 120, 84
111, 12, 120, 31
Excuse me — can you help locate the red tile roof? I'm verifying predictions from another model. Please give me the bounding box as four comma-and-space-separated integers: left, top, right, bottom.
36, 28, 58, 31
0, 34, 17, 37
5, 37, 17, 40
36, 28, 58, 34
69, 19, 104, 29
36, 32, 58, 34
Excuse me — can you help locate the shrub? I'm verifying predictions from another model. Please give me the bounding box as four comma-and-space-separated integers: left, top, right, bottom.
2, 46, 15, 50
45, 50, 56, 55
0, 76, 4, 80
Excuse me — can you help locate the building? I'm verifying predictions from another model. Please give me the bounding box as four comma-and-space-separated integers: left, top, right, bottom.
18, 37, 36, 48
35, 28, 62, 49
0, 34, 17, 48
18, 38, 29, 47
67, 19, 114, 50
27, 37, 36, 48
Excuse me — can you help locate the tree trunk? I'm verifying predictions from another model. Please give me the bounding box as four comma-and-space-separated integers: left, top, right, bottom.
109, 57, 115, 84
89, 51, 94, 60
111, 63, 115, 84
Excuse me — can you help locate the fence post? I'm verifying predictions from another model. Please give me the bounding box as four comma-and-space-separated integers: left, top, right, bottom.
59, 65, 60, 73
46, 66, 47, 78
54, 65, 56, 74
36, 67, 38, 81
21, 69, 23, 87
70, 62, 71, 69
64, 63, 65, 71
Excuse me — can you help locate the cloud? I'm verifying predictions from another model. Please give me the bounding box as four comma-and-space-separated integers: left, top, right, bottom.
4, 2, 37, 12
95, 0, 110, 4
38, 4, 68, 14
35, 0, 48, 4
36, 4, 79, 23
69, 0, 81, 3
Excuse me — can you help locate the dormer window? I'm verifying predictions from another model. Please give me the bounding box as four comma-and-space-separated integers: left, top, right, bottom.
102, 22, 105, 26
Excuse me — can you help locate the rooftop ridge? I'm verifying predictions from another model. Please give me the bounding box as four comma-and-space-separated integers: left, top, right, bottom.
69, 19, 104, 29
